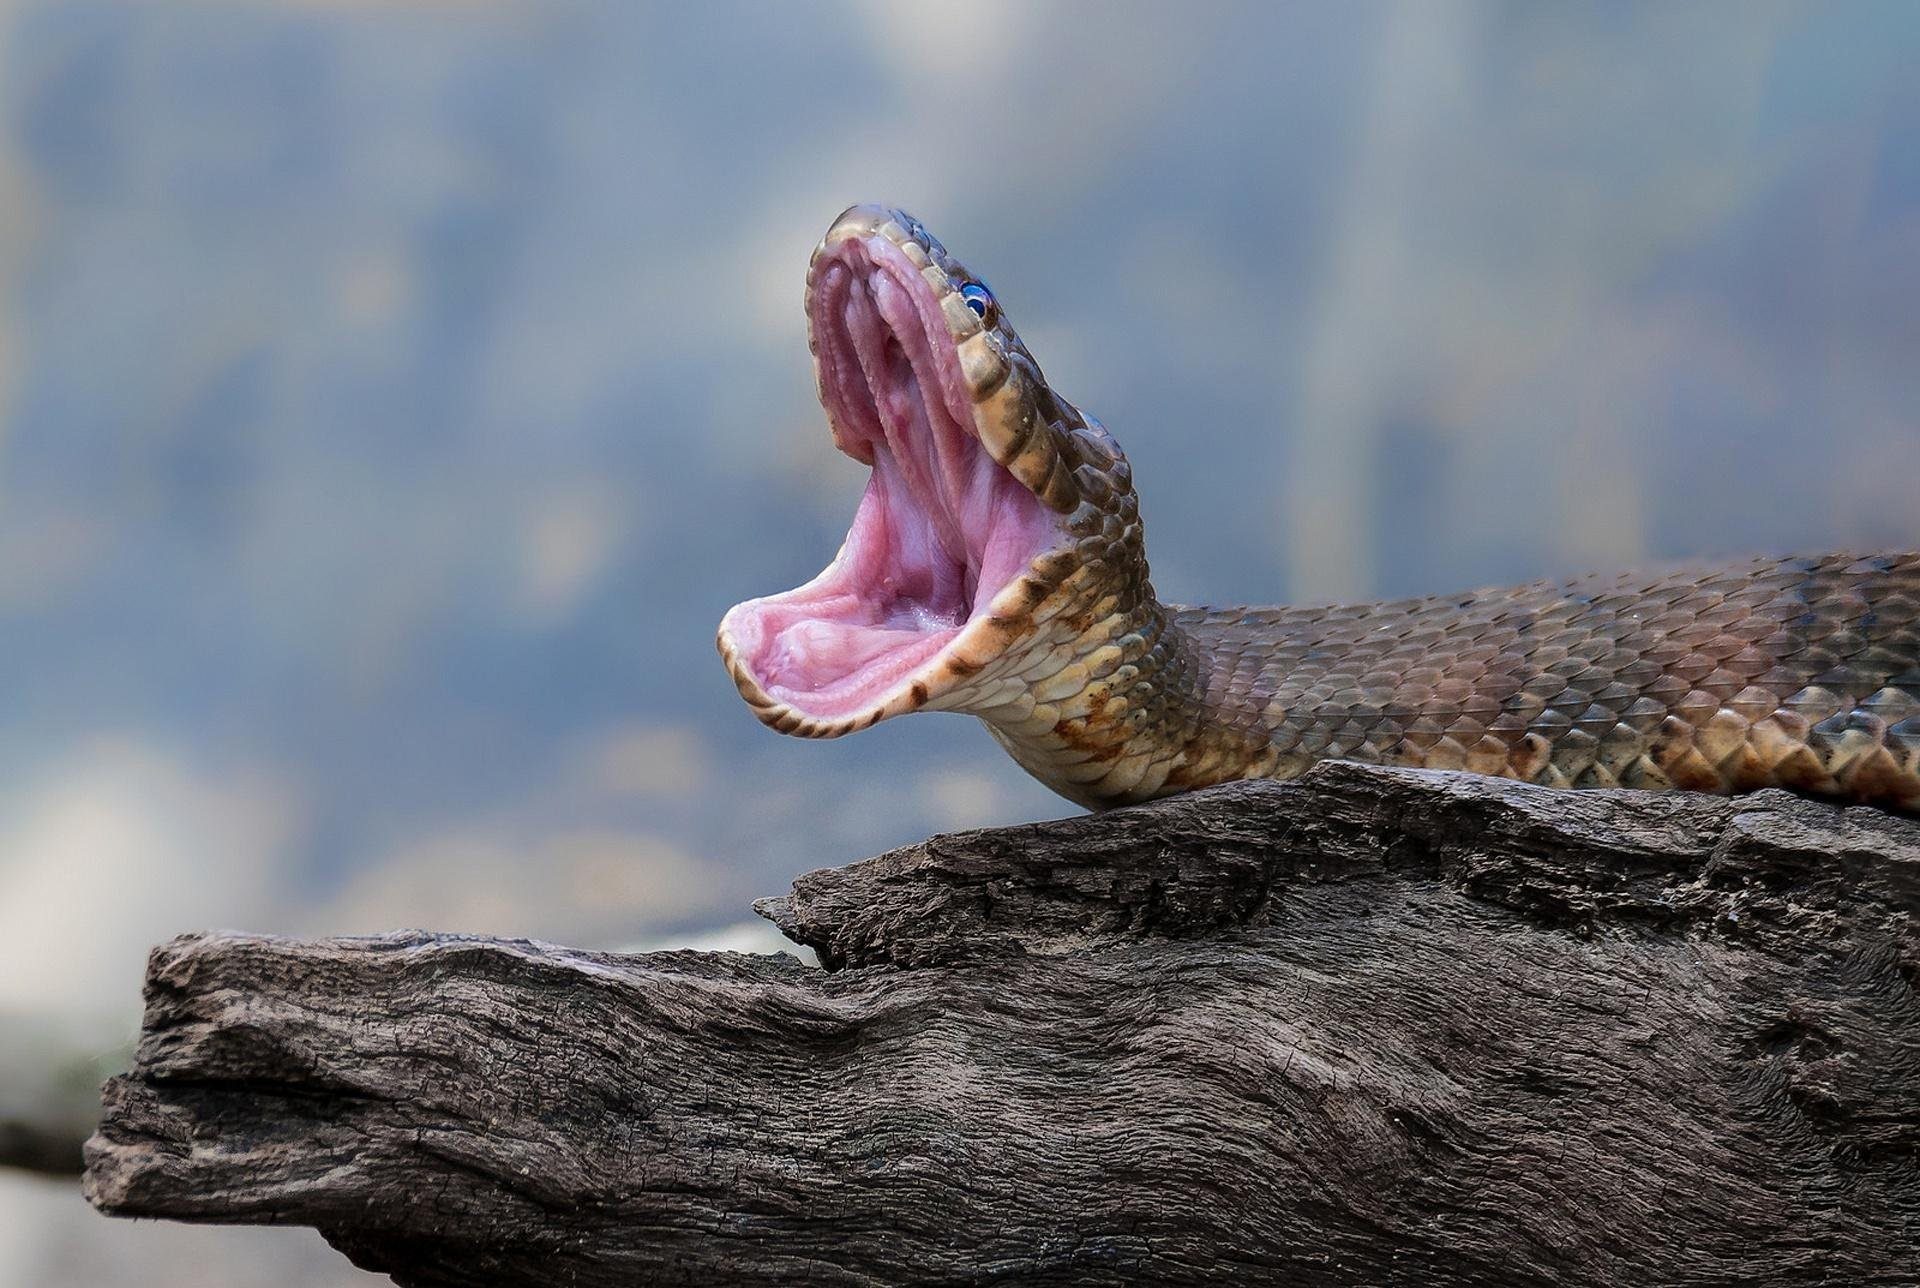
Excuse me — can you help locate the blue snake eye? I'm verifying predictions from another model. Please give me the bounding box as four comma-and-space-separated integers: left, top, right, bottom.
960, 281, 997, 324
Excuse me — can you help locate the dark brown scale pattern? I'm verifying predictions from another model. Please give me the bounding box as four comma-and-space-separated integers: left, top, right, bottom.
1170, 553, 1920, 808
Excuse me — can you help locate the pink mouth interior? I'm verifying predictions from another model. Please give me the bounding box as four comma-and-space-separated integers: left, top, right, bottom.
721, 235, 1061, 723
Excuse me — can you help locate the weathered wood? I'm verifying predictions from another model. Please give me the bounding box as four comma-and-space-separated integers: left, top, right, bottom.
85, 764, 1920, 1286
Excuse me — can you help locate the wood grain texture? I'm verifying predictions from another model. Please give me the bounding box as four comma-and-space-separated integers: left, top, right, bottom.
86, 764, 1920, 1287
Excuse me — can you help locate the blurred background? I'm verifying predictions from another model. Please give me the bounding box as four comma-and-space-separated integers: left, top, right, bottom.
2, 1, 1917, 1282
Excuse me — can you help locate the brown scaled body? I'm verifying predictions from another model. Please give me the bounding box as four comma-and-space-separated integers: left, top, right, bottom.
1169, 554, 1920, 806
962, 548, 1920, 812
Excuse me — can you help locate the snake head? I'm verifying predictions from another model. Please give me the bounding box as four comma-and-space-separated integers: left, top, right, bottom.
717, 204, 1145, 739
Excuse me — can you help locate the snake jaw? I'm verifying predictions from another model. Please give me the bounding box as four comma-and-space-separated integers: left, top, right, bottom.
716, 206, 1085, 738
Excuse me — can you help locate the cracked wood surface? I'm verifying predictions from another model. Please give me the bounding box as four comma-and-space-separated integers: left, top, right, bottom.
86, 764, 1920, 1286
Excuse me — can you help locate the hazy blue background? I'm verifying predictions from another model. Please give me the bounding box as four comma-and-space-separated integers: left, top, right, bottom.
3, 1, 1918, 1282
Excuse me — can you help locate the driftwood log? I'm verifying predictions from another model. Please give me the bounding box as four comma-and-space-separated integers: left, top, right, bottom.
85, 763, 1920, 1286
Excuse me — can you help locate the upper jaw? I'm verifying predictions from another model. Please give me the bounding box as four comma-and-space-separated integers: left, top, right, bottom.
807, 207, 999, 457
808, 207, 1087, 514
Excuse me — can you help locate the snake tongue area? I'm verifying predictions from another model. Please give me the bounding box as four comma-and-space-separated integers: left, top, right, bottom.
717, 229, 1066, 736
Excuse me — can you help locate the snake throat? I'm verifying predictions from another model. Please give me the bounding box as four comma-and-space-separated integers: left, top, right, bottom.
717, 222, 1067, 734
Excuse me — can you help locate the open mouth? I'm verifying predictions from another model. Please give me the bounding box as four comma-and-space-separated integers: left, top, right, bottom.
717, 227, 1066, 734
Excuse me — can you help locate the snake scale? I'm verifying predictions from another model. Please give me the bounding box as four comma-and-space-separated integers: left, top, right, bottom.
719, 205, 1920, 813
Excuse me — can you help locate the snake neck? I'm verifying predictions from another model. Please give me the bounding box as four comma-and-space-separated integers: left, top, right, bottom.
952, 535, 1279, 809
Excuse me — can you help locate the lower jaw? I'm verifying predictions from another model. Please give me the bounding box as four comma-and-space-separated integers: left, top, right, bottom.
718, 581, 1023, 739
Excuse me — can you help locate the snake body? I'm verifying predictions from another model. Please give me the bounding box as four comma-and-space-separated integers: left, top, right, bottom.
719, 206, 1920, 812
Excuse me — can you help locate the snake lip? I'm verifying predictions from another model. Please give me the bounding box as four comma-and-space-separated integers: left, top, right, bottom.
717, 215, 1068, 738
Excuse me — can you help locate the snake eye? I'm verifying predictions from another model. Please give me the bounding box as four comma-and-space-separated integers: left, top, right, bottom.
960, 281, 997, 325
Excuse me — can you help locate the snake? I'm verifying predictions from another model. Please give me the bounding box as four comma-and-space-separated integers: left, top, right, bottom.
718, 205, 1920, 813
